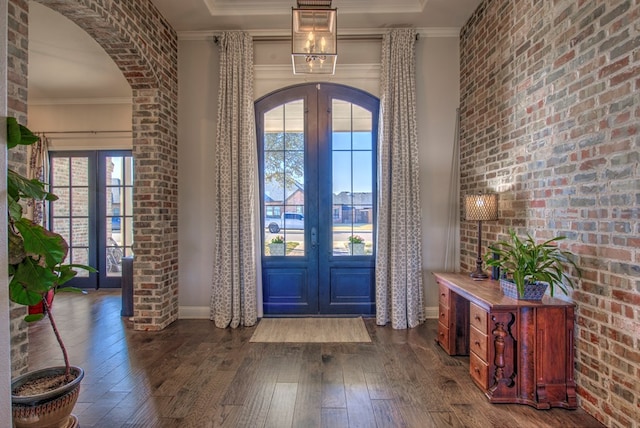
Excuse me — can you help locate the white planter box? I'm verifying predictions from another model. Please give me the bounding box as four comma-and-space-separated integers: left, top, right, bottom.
268, 243, 285, 256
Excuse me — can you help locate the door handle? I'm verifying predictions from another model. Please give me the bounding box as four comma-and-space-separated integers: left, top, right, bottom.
311, 227, 318, 247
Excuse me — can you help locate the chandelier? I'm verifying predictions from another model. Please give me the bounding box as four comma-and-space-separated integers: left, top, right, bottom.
291, 0, 337, 74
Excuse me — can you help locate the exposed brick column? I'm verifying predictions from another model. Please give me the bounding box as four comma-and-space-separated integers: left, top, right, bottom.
460, 1, 640, 426
7, 0, 29, 377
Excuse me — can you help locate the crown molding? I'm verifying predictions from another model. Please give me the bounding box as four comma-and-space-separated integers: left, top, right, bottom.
29, 97, 132, 106
203, 0, 428, 16
178, 27, 459, 41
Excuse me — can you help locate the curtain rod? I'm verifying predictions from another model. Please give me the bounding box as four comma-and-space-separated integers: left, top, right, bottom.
214, 33, 419, 43
36, 130, 132, 135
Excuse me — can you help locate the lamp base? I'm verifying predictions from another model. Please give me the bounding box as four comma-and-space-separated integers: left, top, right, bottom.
469, 269, 489, 280
470, 255, 488, 280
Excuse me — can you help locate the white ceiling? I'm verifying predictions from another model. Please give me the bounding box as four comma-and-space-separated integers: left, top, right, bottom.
28, 0, 482, 102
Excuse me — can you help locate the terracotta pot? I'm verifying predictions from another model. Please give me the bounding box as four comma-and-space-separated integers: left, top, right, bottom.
12, 366, 84, 428
28, 289, 55, 316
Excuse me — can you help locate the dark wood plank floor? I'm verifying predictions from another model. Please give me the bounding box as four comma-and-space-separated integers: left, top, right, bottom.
27, 290, 605, 428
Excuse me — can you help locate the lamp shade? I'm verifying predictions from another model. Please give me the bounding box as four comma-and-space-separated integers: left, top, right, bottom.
291, 2, 337, 74
465, 193, 498, 221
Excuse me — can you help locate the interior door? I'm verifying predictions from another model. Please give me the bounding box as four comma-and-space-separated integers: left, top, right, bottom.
49, 151, 133, 289
257, 83, 378, 316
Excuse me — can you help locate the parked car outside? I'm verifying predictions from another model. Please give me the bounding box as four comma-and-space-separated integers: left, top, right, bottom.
266, 212, 304, 233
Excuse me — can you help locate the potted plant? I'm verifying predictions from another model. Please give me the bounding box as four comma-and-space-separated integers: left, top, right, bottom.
484, 229, 580, 300
6, 117, 96, 427
348, 235, 365, 255
268, 235, 285, 256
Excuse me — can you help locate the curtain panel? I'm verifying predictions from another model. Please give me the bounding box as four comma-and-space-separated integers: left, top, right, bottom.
210, 31, 259, 328
376, 28, 425, 329
27, 134, 49, 226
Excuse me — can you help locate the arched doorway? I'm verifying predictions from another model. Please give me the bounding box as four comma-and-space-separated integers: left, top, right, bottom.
28, 0, 179, 331
256, 83, 379, 316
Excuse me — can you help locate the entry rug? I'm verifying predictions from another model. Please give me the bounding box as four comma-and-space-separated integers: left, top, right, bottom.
249, 317, 371, 343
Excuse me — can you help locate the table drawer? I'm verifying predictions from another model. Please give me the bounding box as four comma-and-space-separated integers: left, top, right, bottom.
470, 351, 490, 390
438, 304, 450, 327
469, 325, 489, 361
437, 322, 450, 354
470, 302, 487, 334
438, 282, 450, 306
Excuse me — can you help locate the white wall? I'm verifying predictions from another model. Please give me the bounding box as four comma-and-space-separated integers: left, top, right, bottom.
28, 103, 132, 150
177, 33, 461, 319
177, 39, 219, 318
416, 37, 460, 316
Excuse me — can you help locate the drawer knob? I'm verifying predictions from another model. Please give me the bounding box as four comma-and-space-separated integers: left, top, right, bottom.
474, 341, 480, 346
475, 315, 481, 321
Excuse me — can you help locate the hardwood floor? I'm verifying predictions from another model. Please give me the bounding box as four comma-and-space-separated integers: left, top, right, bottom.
27, 290, 605, 428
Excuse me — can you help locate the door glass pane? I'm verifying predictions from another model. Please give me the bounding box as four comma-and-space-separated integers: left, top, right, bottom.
332, 100, 374, 256
106, 155, 134, 276
50, 155, 89, 266
72, 248, 90, 277
263, 100, 305, 257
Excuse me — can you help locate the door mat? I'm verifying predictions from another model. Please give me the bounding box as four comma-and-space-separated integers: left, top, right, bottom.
249, 317, 371, 343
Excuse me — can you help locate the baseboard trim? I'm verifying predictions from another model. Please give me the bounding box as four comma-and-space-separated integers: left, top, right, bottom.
424, 306, 438, 319
179, 305, 440, 320
179, 306, 210, 319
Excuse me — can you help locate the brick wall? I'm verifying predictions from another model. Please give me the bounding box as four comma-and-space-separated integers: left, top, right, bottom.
459, 1, 639, 426
7, 0, 29, 378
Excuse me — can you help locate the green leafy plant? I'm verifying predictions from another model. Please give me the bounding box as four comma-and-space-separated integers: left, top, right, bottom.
348, 235, 364, 244
6, 117, 96, 381
484, 229, 580, 298
270, 235, 284, 244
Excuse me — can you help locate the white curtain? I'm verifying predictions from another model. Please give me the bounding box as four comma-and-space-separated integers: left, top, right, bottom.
27, 134, 49, 226
210, 31, 258, 328
376, 28, 425, 329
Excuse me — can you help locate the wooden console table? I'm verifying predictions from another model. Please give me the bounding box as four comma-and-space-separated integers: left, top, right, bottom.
433, 272, 577, 409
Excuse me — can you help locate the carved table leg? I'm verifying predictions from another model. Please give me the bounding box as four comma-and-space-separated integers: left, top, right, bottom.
489, 312, 516, 396
492, 321, 507, 387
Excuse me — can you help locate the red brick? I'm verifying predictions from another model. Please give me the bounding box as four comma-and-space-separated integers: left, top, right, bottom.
460, 1, 640, 424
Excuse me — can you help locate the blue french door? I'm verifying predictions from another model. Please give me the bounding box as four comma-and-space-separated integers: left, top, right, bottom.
49, 151, 134, 289
256, 83, 379, 315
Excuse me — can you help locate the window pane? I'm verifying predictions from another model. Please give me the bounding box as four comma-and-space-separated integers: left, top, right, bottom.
263, 100, 305, 257
352, 151, 372, 194
332, 99, 374, 257
71, 158, 88, 186
53, 218, 70, 244
53, 188, 70, 216
71, 188, 89, 216
72, 218, 89, 247
72, 248, 89, 277
353, 131, 372, 150
124, 156, 134, 186
52, 158, 69, 186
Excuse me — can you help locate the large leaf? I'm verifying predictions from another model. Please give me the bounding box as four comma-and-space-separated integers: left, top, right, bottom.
8, 197, 23, 222
6, 117, 21, 148
9, 259, 58, 305
14, 218, 67, 267
6, 117, 39, 148
7, 169, 57, 202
